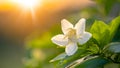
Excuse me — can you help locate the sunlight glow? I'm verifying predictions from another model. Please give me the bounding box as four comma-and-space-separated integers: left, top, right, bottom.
12, 0, 39, 9
11, 0, 41, 22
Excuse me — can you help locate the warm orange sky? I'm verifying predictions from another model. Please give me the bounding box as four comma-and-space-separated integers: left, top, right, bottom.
0, 0, 40, 11
0, 1, 13, 10
0, 0, 94, 40
0, 0, 94, 11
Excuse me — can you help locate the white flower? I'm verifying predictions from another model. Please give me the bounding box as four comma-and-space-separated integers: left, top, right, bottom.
51, 18, 92, 56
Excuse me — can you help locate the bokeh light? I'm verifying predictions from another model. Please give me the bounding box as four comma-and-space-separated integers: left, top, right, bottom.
1, 0, 120, 68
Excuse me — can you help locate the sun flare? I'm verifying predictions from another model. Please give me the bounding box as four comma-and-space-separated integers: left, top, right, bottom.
12, 0, 39, 9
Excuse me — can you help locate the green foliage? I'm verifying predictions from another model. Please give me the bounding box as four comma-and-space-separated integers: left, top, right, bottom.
104, 42, 120, 53
96, 0, 116, 15
50, 53, 67, 62
109, 16, 120, 41
75, 56, 109, 68
51, 48, 90, 68
103, 42, 120, 63
90, 16, 120, 50
24, 0, 120, 67
90, 20, 110, 49
49, 16, 120, 68
25, 32, 54, 48
112, 26, 120, 42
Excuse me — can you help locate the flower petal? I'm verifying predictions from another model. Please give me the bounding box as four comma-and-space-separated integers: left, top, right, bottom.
51, 34, 68, 46
75, 18, 86, 35
65, 42, 78, 56
78, 32, 92, 45
61, 19, 73, 34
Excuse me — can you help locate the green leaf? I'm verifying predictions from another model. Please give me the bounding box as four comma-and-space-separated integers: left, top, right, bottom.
65, 57, 85, 68
90, 16, 120, 49
103, 42, 120, 63
90, 20, 110, 49
50, 53, 67, 62
87, 44, 99, 54
104, 63, 120, 68
109, 16, 120, 41
75, 56, 109, 68
52, 48, 90, 68
112, 26, 120, 42
104, 42, 120, 53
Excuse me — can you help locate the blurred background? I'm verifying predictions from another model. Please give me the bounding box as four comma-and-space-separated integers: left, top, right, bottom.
0, 0, 120, 68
